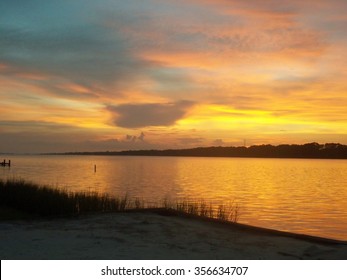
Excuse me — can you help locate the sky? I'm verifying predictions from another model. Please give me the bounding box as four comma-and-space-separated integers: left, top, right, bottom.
1, 0, 347, 153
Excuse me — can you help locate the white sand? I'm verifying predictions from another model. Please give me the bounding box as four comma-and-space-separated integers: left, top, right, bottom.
1, 211, 346, 260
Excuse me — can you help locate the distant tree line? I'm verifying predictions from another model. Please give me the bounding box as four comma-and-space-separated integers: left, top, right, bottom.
59, 142, 347, 159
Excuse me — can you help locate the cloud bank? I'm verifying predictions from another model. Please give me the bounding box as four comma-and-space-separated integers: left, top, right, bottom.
107, 101, 195, 128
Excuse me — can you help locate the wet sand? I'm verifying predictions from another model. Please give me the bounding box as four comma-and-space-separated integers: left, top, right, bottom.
1, 210, 346, 260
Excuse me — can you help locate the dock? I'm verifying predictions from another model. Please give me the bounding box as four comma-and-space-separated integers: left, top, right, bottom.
0, 159, 11, 167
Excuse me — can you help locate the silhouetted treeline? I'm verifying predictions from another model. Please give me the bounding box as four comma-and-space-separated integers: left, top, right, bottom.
57, 142, 347, 159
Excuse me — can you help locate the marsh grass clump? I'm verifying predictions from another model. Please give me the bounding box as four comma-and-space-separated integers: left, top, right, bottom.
0, 179, 73, 217
165, 199, 239, 223
0, 179, 240, 223
130, 197, 145, 209
0, 179, 129, 218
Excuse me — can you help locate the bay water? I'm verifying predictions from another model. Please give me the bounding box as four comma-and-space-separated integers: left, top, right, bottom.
1, 155, 346, 241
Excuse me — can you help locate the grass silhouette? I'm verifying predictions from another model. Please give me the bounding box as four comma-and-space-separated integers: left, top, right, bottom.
0, 179, 239, 222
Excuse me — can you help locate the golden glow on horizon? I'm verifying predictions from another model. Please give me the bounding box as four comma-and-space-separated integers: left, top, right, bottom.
1, 0, 347, 153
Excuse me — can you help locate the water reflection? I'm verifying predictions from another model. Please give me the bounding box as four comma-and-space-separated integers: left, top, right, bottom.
1, 155, 347, 240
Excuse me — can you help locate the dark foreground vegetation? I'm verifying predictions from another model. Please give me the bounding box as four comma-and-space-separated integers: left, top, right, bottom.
60, 142, 347, 159
0, 179, 239, 222
0, 179, 128, 218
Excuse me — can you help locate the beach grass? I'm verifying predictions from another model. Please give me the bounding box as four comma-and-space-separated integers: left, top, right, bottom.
164, 199, 239, 222
0, 179, 128, 218
0, 178, 239, 222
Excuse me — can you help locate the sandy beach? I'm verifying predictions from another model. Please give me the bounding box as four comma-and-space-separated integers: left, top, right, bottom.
1, 210, 346, 260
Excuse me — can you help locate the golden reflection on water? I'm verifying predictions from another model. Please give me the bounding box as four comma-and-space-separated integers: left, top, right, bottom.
1, 155, 347, 240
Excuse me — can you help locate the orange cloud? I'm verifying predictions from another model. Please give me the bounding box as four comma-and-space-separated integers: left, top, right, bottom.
1, 0, 347, 152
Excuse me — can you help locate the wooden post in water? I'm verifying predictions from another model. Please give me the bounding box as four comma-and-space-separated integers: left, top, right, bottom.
1, 159, 11, 167
94, 164, 96, 173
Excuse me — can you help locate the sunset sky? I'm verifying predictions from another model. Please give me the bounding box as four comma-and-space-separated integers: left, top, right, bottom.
1, 0, 347, 153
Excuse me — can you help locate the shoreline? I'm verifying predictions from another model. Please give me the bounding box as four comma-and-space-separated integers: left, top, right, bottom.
1, 210, 346, 260
146, 208, 347, 245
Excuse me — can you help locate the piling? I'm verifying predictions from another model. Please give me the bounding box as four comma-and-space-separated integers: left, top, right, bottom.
1, 159, 11, 167
94, 164, 96, 173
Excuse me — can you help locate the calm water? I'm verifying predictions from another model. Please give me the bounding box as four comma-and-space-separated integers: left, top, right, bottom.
1, 155, 347, 241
